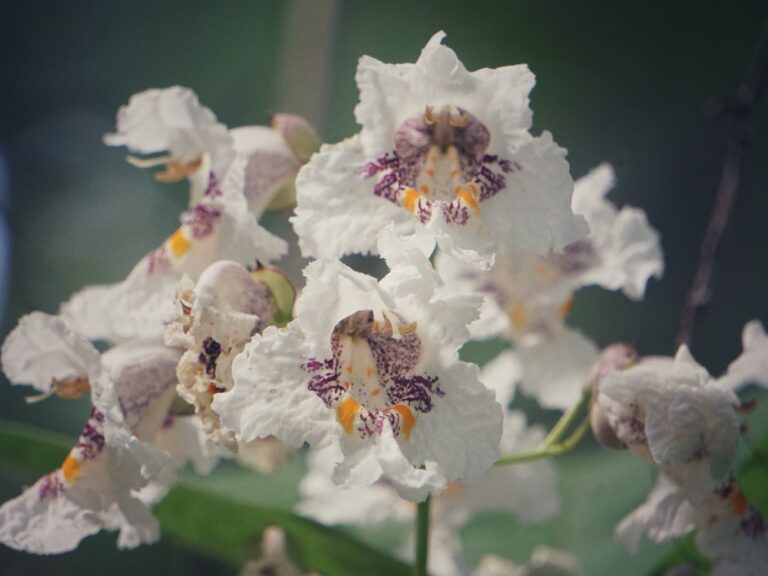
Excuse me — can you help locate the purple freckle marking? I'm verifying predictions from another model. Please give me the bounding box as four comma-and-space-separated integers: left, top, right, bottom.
73, 407, 106, 460
39, 407, 108, 501
203, 172, 223, 198
146, 245, 172, 274
301, 312, 443, 439
184, 203, 222, 239
199, 337, 222, 377
363, 109, 518, 221
38, 472, 66, 501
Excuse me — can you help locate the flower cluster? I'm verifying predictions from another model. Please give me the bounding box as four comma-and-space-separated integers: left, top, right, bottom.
0, 85, 314, 552
1, 29, 765, 576
589, 323, 768, 574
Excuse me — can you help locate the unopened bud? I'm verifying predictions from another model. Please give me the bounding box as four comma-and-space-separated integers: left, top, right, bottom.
271, 113, 322, 163
589, 344, 636, 450
587, 343, 637, 391
250, 263, 296, 328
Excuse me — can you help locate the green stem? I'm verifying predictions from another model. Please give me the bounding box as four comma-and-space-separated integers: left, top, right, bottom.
543, 388, 591, 445
414, 496, 431, 576
495, 388, 592, 467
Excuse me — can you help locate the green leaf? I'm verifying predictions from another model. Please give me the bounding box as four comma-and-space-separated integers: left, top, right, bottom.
0, 419, 410, 576
0, 419, 70, 480
156, 486, 410, 575
645, 532, 711, 576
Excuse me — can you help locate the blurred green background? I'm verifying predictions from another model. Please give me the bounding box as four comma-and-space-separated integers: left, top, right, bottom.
1, 1, 767, 574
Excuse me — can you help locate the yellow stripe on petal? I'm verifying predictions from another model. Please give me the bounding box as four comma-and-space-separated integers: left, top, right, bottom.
402, 188, 421, 213
61, 453, 82, 484
456, 188, 480, 212
167, 227, 192, 257
336, 396, 360, 434
390, 404, 416, 439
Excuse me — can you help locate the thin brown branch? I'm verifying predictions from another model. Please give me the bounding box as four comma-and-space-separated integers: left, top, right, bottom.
675, 17, 768, 350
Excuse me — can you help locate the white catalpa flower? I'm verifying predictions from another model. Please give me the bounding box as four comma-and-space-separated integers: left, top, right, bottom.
434, 164, 662, 331
297, 357, 558, 576
137, 415, 228, 504
61, 156, 287, 343
617, 477, 768, 575
297, 411, 558, 576
595, 346, 741, 493
614, 473, 698, 552
720, 319, 768, 391
165, 260, 284, 450
436, 251, 599, 410
214, 242, 502, 501
104, 86, 319, 211
60, 87, 305, 343
0, 313, 182, 552
695, 483, 768, 576
434, 164, 661, 407
292, 31, 587, 267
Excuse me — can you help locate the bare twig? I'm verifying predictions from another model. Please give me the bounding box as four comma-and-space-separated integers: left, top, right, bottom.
675, 17, 768, 350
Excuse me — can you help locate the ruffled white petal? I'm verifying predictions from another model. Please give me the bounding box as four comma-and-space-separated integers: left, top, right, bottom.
296, 446, 412, 526
1, 312, 101, 394
61, 269, 178, 343
447, 411, 559, 526
214, 325, 338, 449
481, 132, 588, 256
400, 360, 501, 489
428, 211, 497, 269
292, 137, 422, 259
295, 259, 394, 359
95, 340, 180, 478
231, 126, 302, 215
479, 350, 522, 409
433, 252, 510, 340
137, 416, 228, 504
355, 31, 535, 158
516, 324, 599, 410
615, 474, 696, 552
104, 86, 234, 180
0, 467, 159, 554
570, 164, 663, 300
719, 319, 768, 391
334, 431, 447, 501
0, 406, 161, 555
644, 384, 739, 481
61, 160, 286, 343
598, 346, 740, 486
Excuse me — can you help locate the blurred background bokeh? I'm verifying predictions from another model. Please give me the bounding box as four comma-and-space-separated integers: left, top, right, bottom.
1, 1, 767, 574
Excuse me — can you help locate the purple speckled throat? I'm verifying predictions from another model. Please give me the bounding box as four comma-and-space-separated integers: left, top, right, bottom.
38, 407, 106, 501
302, 310, 443, 439
363, 106, 520, 225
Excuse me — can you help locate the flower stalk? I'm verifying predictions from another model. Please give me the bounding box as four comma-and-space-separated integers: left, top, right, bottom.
496, 388, 591, 466
414, 496, 431, 576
